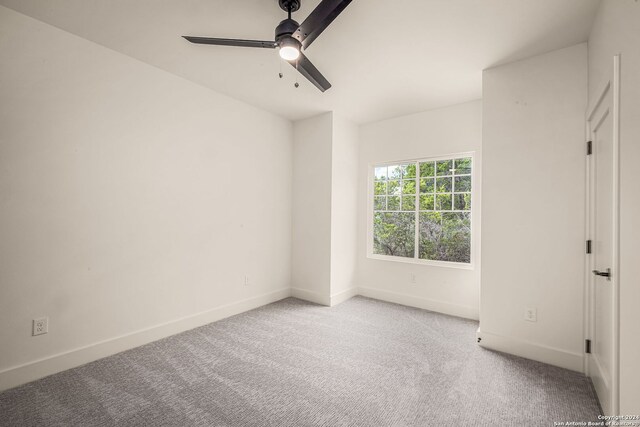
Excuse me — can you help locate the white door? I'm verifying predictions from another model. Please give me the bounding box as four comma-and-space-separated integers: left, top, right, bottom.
587, 56, 620, 416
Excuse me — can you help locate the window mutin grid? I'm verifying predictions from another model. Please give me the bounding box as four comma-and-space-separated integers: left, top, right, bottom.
371, 155, 473, 265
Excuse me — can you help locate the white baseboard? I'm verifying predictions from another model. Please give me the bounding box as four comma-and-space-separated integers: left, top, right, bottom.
476, 329, 584, 372
3, 285, 581, 393
357, 286, 479, 320
0, 288, 291, 392
291, 287, 331, 306
330, 287, 358, 306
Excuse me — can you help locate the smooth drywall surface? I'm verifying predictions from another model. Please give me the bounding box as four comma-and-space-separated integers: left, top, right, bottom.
357, 101, 482, 320
588, 0, 640, 414
291, 113, 333, 305
481, 44, 587, 371
330, 114, 359, 302
0, 6, 292, 385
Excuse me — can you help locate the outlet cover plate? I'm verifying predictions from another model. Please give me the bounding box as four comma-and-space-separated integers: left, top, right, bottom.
524, 308, 537, 322
33, 317, 48, 336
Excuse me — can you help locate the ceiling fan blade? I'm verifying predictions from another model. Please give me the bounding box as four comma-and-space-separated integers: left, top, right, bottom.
183, 36, 276, 49
288, 53, 331, 92
293, 0, 352, 49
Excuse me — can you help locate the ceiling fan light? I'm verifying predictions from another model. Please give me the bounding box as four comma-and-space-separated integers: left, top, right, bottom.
279, 46, 300, 60
278, 37, 300, 61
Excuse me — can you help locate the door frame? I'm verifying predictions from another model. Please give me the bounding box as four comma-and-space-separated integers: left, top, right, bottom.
584, 54, 620, 415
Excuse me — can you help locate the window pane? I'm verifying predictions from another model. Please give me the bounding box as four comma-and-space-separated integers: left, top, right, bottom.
420, 194, 434, 210
419, 162, 435, 177
388, 196, 400, 210
372, 155, 472, 265
388, 180, 401, 195
436, 177, 452, 193
454, 193, 471, 211
420, 178, 434, 193
373, 212, 415, 258
394, 164, 414, 179
454, 176, 471, 192
402, 179, 416, 194
374, 166, 388, 181
402, 196, 415, 211
404, 163, 417, 179
436, 160, 453, 176
388, 165, 403, 179
435, 193, 452, 210
454, 158, 472, 175
419, 212, 471, 263
374, 181, 387, 195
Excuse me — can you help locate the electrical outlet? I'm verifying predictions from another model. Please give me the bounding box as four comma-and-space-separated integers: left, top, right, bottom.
244, 276, 250, 286
410, 273, 416, 284
33, 317, 48, 336
524, 308, 537, 322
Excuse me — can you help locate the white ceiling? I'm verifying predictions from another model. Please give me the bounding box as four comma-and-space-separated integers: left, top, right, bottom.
0, 0, 601, 123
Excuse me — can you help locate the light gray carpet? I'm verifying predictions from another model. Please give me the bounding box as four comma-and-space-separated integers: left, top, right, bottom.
0, 296, 600, 426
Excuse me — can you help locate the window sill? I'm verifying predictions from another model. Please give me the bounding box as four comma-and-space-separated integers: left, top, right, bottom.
366, 253, 475, 270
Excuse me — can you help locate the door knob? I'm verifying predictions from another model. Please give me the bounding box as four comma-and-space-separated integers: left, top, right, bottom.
592, 268, 611, 281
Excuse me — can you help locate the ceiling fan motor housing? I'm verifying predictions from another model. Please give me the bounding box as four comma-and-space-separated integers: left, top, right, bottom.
275, 18, 300, 42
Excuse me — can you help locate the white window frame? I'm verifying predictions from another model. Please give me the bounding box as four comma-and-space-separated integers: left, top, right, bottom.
366, 151, 476, 270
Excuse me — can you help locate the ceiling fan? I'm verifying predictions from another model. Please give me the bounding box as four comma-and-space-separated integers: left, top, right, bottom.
183, 0, 352, 92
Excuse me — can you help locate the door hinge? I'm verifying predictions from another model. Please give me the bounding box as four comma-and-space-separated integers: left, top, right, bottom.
585, 339, 592, 354
587, 140, 593, 155
586, 240, 592, 254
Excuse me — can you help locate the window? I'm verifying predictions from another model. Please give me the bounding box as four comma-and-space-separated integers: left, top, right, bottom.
370, 154, 473, 266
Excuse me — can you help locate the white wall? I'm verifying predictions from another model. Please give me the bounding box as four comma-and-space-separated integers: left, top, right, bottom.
588, 0, 640, 414
480, 44, 587, 372
330, 115, 359, 305
292, 112, 359, 306
357, 101, 482, 320
0, 6, 292, 390
291, 113, 333, 305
